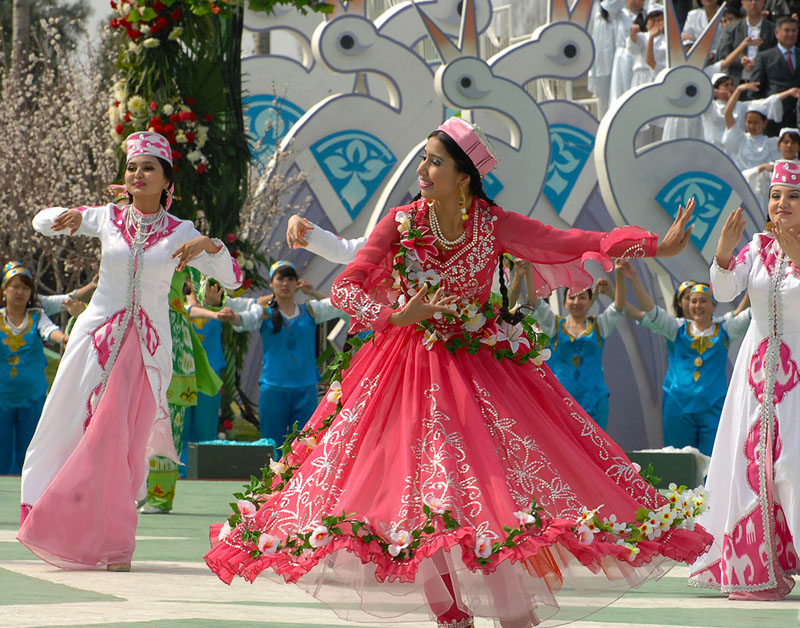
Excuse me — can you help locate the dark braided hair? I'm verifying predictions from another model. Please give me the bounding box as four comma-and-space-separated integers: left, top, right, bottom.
268, 264, 299, 334
126, 156, 174, 208
497, 254, 531, 325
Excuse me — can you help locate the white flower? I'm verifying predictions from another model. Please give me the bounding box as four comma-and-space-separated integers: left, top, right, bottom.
532, 347, 551, 365
326, 381, 342, 404
576, 505, 602, 524
108, 103, 121, 125
465, 312, 487, 333
298, 435, 317, 449
113, 80, 127, 102
395, 210, 411, 234
162, 103, 175, 116
127, 95, 148, 117
140, 24, 151, 34
576, 524, 595, 545
196, 125, 209, 148
390, 529, 411, 550
603, 513, 627, 535
142, 38, 160, 48
237, 499, 256, 518
408, 268, 441, 287
480, 329, 499, 346
187, 149, 204, 163
424, 496, 446, 515
513, 510, 537, 526
655, 506, 676, 530
474, 535, 492, 559
422, 329, 438, 351
269, 458, 288, 474
631, 461, 642, 473
309, 525, 332, 548
497, 321, 531, 353
168, 26, 184, 40
257, 533, 280, 554
218, 521, 232, 541
245, 259, 255, 270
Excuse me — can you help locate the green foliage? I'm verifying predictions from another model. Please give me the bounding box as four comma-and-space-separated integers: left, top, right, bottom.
247, 0, 334, 15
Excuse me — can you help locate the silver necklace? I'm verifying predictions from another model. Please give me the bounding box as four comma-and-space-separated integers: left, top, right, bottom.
428, 200, 468, 249
125, 205, 167, 247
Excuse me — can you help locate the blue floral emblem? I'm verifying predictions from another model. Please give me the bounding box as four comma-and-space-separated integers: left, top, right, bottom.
543, 124, 595, 214
243, 94, 304, 165
311, 131, 397, 220
482, 171, 504, 199
655, 172, 733, 252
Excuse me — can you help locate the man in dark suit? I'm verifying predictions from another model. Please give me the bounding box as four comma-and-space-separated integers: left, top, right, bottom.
717, 0, 777, 85
752, 16, 800, 133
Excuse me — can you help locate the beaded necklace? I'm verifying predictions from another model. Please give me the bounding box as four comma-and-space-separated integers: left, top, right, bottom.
428, 199, 475, 250
125, 205, 168, 247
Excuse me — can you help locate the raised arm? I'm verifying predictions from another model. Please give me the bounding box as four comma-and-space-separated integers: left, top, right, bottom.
32, 205, 108, 238
173, 228, 242, 291
495, 199, 693, 298
288, 214, 368, 265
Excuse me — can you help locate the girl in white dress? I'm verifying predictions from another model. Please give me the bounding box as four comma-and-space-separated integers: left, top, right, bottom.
689, 160, 800, 599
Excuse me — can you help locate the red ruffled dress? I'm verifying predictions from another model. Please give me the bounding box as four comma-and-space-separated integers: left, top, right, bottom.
205, 199, 712, 626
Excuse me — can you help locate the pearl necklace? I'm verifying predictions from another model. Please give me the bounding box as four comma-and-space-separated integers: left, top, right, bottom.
125, 205, 167, 247
428, 200, 472, 250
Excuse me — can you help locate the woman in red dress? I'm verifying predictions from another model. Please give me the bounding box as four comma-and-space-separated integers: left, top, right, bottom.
205, 118, 711, 627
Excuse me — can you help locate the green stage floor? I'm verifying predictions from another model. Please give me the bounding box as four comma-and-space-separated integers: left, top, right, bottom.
1, 476, 798, 628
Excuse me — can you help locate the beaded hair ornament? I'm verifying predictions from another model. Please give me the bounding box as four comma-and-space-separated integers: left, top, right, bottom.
770, 160, 800, 190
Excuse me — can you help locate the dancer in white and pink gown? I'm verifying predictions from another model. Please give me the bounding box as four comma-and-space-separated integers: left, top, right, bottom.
18, 131, 241, 571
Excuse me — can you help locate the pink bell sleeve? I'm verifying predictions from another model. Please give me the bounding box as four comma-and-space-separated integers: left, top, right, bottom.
330, 209, 401, 334
495, 209, 658, 297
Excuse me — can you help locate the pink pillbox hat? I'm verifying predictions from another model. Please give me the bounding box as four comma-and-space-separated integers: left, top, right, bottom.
435, 117, 499, 178
771, 160, 800, 190
126, 131, 173, 166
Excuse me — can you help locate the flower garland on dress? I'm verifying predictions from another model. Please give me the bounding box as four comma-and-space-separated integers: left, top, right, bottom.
391, 208, 550, 365
220, 482, 707, 565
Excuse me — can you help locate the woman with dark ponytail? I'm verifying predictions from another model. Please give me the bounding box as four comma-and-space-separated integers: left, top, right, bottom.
207, 118, 708, 628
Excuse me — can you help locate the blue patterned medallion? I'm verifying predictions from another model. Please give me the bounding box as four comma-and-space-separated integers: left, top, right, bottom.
311, 131, 397, 220
482, 171, 504, 200
543, 124, 595, 214
243, 94, 305, 165
656, 172, 733, 252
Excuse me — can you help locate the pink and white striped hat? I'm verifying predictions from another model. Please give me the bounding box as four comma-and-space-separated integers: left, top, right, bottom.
435, 117, 498, 178
771, 160, 800, 190
126, 131, 172, 165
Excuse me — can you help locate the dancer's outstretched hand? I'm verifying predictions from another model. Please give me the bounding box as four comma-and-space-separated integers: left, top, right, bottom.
287, 215, 314, 248
715, 208, 746, 269
656, 197, 695, 257
51, 209, 83, 236
389, 284, 458, 327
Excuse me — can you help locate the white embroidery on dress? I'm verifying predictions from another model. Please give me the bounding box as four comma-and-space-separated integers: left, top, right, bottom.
394, 383, 489, 536
473, 381, 583, 519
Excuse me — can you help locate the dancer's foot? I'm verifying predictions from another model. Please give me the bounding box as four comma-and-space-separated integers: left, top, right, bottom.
106, 562, 131, 572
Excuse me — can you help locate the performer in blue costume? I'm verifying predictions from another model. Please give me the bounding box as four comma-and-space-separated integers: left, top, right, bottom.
0, 264, 67, 474
232, 261, 344, 447
524, 260, 627, 430
623, 269, 751, 455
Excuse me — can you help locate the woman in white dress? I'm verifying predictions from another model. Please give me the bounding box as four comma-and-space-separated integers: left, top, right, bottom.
689, 160, 800, 599
17, 131, 242, 571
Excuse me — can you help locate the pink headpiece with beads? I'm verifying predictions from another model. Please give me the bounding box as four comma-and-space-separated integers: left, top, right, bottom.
126, 131, 172, 166
435, 117, 498, 178
771, 160, 800, 190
